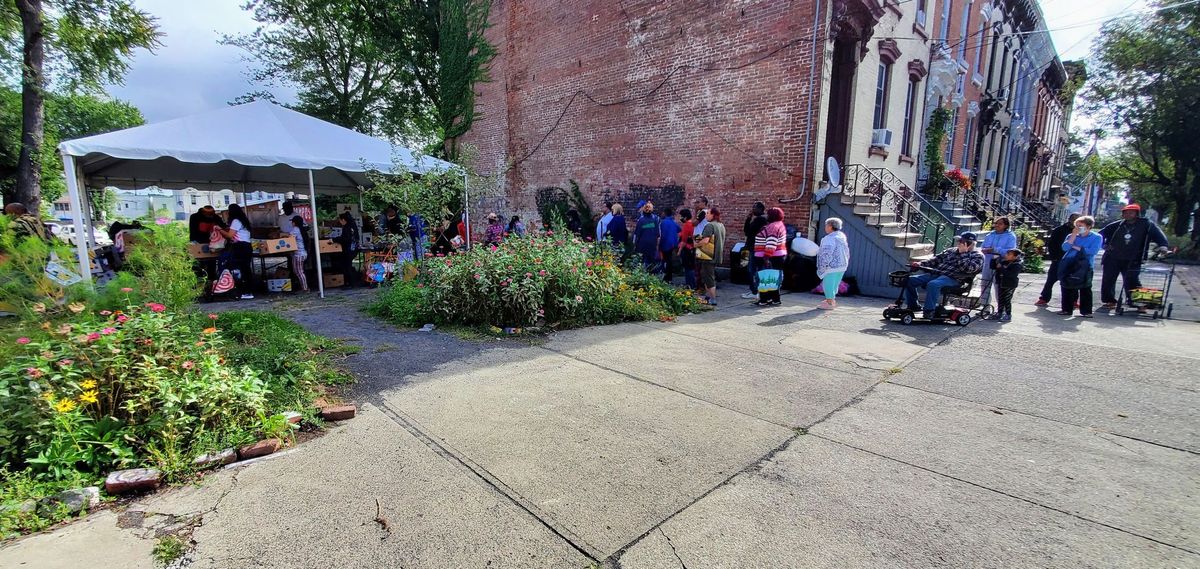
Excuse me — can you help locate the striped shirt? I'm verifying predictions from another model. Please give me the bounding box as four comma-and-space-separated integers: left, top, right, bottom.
754, 221, 787, 257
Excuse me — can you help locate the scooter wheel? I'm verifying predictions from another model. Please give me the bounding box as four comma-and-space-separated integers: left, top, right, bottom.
901, 313, 914, 325
1115, 306, 1125, 315
956, 313, 972, 326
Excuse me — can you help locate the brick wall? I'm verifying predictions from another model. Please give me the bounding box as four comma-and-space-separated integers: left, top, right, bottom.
463, 0, 827, 245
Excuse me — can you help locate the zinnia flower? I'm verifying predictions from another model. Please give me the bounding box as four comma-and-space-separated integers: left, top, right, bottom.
86, 332, 101, 342
208, 313, 218, 320
57, 323, 73, 334
59, 359, 75, 368
538, 270, 547, 276
79, 390, 98, 405
116, 314, 129, 323
575, 295, 583, 303
182, 361, 195, 370
80, 379, 96, 389
474, 274, 482, 279
155, 217, 170, 225
525, 272, 533, 277
99, 310, 112, 316
32, 303, 45, 313
120, 287, 133, 293
16, 337, 30, 345
203, 327, 218, 334
54, 399, 77, 413
26, 367, 43, 378
68, 302, 86, 314
100, 327, 116, 335
146, 303, 166, 313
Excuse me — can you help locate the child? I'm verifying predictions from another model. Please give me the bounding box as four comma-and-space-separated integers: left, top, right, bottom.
991, 248, 1023, 322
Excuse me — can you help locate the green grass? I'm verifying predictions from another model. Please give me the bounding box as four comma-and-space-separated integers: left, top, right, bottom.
0, 468, 89, 540
153, 535, 187, 566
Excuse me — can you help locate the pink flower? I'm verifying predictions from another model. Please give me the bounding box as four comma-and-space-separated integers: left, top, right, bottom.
546, 231, 554, 236
120, 287, 133, 293
16, 337, 30, 345
416, 283, 424, 288
146, 303, 166, 313
155, 217, 170, 225
182, 361, 195, 370
585, 261, 593, 267
86, 332, 101, 343
26, 367, 43, 378
525, 272, 533, 278
474, 274, 482, 279
538, 270, 547, 276
575, 295, 583, 303
116, 315, 129, 323
99, 310, 112, 316
100, 327, 116, 335
58, 359, 73, 367
425, 253, 433, 258
208, 313, 218, 320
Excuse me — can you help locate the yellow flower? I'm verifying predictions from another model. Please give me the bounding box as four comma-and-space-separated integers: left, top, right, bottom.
54, 398, 77, 413
80, 379, 97, 390
79, 390, 98, 405
67, 302, 86, 314
40, 391, 55, 402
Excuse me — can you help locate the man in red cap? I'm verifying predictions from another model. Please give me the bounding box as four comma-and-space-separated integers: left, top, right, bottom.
1097, 203, 1169, 310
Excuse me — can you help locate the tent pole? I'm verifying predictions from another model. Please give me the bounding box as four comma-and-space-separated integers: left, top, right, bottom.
61, 153, 92, 284
358, 188, 365, 248
309, 170, 324, 299
462, 169, 471, 247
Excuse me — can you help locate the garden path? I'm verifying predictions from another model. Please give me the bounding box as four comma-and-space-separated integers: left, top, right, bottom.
2, 279, 1198, 568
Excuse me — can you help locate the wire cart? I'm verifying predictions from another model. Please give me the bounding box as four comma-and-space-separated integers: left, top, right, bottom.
1116, 254, 1176, 319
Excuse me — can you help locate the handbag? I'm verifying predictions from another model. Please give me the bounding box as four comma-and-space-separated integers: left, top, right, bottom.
757, 269, 782, 293
1060, 251, 1092, 289
696, 239, 715, 261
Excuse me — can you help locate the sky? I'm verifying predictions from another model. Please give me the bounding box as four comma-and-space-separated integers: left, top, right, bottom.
108, 0, 1146, 124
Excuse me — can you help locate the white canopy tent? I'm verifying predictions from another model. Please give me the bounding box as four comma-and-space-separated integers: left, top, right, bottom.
57, 100, 463, 297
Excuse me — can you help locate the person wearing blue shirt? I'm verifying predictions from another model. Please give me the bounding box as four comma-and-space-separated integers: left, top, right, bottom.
1058, 215, 1103, 318
980, 216, 1018, 307
658, 207, 681, 282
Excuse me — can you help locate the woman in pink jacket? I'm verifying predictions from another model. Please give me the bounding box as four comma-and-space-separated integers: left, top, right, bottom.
753, 207, 788, 306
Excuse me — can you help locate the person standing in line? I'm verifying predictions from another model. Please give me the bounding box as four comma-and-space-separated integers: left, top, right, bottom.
742, 201, 768, 300
816, 217, 850, 310
1098, 204, 1169, 311
677, 208, 696, 289
333, 212, 361, 288
754, 207, 788, 306
507, 215, 526, 237
632, 201, 661, 272
217, 204, 256, 300
979, 216, 1017, 308
596, 201, 614, 242
1059, 215, 1103, 318
658, 207, 681, 283
991, 248, 1023, 322
607, 203, 628, 251
407, 211, 426, 259
1036, 212, 1081, 306
288, 215, 311, 292
692, 209, 708, 290
484, 213, 505, 246
696, 208, 727, 305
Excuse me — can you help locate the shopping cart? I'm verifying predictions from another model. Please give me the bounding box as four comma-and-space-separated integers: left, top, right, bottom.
1116, 250, 1176, 319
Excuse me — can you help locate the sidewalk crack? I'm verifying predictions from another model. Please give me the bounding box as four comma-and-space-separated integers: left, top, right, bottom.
660, 528, 689, 569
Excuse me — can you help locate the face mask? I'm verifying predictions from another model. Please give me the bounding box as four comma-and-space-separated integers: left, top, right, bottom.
1076, 226, 1089, 236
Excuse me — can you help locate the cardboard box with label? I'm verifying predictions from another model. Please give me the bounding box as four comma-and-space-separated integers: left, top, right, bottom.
188, 243, 222, 259
322, 273, 345, 288
266, 278, 293, 292
318, 239, 342, 253
253, 235, 297, 255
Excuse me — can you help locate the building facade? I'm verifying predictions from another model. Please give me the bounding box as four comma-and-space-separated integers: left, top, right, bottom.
464, 0, 1073, 243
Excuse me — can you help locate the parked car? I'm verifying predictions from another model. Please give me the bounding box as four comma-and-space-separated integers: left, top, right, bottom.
47, 222, 113, 247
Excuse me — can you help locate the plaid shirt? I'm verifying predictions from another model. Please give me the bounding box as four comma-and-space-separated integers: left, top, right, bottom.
920, 247, 984, 281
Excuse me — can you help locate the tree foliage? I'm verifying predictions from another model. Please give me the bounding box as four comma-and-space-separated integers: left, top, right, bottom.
222, 0, 428, 143
1083, 1, 1200, 235
922, 107, 952, 194
0, 86, 143, 207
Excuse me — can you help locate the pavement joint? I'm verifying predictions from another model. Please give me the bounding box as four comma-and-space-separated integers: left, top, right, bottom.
890, 381, 1200, 456
369, 399, 603, 562
808, 432, 1200, 557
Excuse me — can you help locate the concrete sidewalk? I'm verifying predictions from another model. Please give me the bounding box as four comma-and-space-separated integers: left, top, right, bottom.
2, 278, 1197, 568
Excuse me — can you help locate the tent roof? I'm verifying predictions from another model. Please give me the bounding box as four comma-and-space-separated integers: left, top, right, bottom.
57, 101, 455, 191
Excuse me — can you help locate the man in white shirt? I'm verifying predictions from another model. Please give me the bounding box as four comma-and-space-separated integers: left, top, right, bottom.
596, 201, 613, 242
277, 202, 295, 234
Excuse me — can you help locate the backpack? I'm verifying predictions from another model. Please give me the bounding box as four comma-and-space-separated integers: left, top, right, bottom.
1060, 251, 1092, 290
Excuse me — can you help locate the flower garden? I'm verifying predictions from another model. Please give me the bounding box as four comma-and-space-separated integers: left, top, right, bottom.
0, 218, 351, 539
369, 229, 707, 331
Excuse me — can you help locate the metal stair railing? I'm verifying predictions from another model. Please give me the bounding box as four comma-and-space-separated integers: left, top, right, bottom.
842, 164, 955, 254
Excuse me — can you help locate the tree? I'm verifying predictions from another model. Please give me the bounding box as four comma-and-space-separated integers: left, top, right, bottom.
1083, 1, 1200, 235
0, 0, 159, 212
366, 0, 496, 160
1, 86, 144, 208
223, 0, 427, 143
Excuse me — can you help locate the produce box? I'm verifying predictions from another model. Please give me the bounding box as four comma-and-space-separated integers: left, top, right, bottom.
1131, 287, 1164, 304
188, 243, 222, 259
318, 239, 342, 253
322, 273, 345, 288
266, 278, 292, 292
253, 235, 297, 254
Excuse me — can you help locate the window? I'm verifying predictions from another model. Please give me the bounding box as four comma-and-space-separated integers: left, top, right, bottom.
916, 0, 927, 27
944, 108, 959, 164
873, 63, 892, 130
957, 0, 973, 61
191, 195, 197, 205
938, 0, 952, 42
962, 117, 975, 166
224, 195, 230, 205
974, 21, 988, 75
901, 80, 919, 156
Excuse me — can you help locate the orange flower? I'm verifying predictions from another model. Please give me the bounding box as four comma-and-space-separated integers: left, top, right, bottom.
203, 327, 218, 334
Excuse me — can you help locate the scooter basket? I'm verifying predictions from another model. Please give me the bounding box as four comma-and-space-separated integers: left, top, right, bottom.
888, 270, 911, 288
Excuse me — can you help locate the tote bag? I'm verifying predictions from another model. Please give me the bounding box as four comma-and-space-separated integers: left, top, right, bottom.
757, 269, 782, 293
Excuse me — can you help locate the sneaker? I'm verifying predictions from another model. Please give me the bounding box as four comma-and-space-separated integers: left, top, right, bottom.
985, 313, 1002, 321
999, 313, 1012, 322
741, 292, 758, 299
1101, 302, 1118, 309
768, 299, 781, 306
1034, 299, 1049, 306
709, 299, 718, 306
1057, 310, 1071, 316
239, 293, 255, 300
1079, 313, 1094, 318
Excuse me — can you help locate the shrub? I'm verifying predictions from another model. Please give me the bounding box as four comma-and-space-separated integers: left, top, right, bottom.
1015, 226, 1045, 274
371, 231, 705, 329
0, 216, 93, 319
102, 222, 201, 310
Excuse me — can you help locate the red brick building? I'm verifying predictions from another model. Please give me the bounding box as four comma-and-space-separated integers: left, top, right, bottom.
463, 0, 832, 244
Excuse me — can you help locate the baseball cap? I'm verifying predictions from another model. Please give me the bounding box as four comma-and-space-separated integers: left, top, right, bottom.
958, 232, 978, 243
1122, 204, 1141, 212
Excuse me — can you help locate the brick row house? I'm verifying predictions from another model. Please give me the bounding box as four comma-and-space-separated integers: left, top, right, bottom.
462, 0, 1074, 249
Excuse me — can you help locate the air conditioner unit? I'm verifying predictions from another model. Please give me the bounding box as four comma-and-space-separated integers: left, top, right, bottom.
984, 169, 997, 181
871, 128, 894, 148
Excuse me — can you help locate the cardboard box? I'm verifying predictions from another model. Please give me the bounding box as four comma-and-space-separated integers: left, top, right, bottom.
266, 278, 292, 292
188, 243, 222, 259
254, 235, 297, 254
318, 239, 342, 253
322, 273, 345, 288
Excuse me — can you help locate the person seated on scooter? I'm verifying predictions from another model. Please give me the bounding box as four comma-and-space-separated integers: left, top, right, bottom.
903, 233, 984, 320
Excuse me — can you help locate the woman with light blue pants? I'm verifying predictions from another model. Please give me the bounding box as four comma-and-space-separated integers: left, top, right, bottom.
817, 218, 850, 310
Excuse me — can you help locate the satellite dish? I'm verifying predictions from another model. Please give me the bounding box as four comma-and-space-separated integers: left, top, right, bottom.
827, 157, 841, 189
